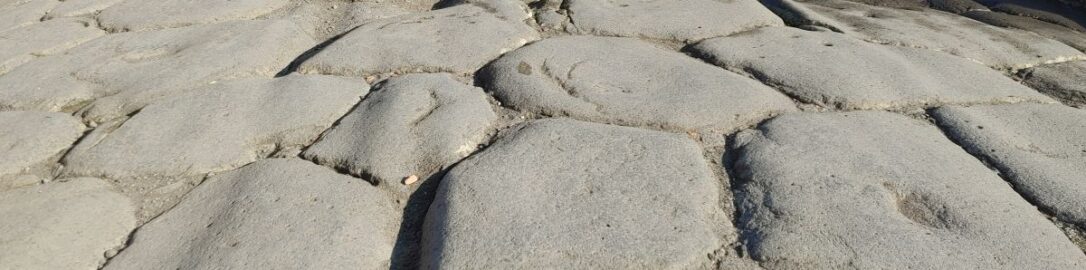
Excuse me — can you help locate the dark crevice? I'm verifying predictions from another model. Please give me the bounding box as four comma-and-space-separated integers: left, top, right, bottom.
274, 26, 356, 77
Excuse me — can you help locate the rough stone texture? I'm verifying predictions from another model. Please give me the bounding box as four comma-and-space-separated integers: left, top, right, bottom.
482, 36, 796, 131
965, 10, 1086, 51
932, 104, 1086, 227
1021, 61, 1086, 106
104, 159, 398, 270
791, 0, 1086, 69
0, 17, 104, 75
265, 0, 411, 41
930, 0, 988, 13
0, 0, 57, 32
62, 75, 365, 220
0, 20, 314, 123
45, 0, 125, 19
303, 73, 496, 190
422, 118, 728, 269
0, 178, 136, 270
97, 0, 291, 32
978, 0, 1086, 32
733, 111, 1086, 269
561, 0, 784, 42
0, 111, 85, 190
691, 27, 1054, 109
297, 4, 539, 76
843, 0, 930, 9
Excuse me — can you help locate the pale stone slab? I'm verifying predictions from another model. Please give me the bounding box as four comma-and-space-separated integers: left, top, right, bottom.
0, 20, 314, 123
0, 18, 104, 75
104, 159, 398, 270
422, 118, 728, 269
481, 36, 796, 131
691, 27, 1054, 109
932, 104, 1086, 227
62, 75, 364, 219
0, 111, 84, 190
0, 178, 136, 270
0, 0, 57, 32
97, 0, 291, 31
733, 111, 1086, 269
298, 4, 539, 76
45, 0, 125, 19
303, 73, 496, 190
1022, 61, 1086, 106
562, 0, 784, 42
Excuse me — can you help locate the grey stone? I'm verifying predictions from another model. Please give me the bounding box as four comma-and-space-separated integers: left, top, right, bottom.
930, 0, 987, 13
303, 73, 496, 191
0, 20, 314, 123
265, 0, 411, 41
297, 4, 539, 76
0, 0, 57, 32
965, 10, 1086, 51
481, 36, 796, 131
0, 18, 104, 75
0, 111, 84, 190
44, 0, 125, 19
978, 0, 1086, 32
97, 0, 291, 31
422, 118, 729, 269
733, 111, 1086, 269
561, 0, 784, 42
932, 104, 1086, 228
0, 178, 136, 270
62, 75, 364, 220
104, 159, 398, 270
792, 0, 1085, 70
691, 27, 1054, 110
842, 0, 930, 10
1022, 61, 1086, 106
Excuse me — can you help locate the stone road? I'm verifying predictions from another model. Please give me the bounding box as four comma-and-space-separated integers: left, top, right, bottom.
0, 0, 1084, 269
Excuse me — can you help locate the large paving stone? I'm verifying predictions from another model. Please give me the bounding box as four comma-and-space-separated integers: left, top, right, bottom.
965, 10, 1086, 51
298, 4, 539, 76
0, 111, 85, 190
977, 0, 1086, 32
481, 36, 796, 131
422, 118, 729, 269
97, 0, 291, 31
0, 18, 104, 75
792, 0, 1085, 70
561, 0, 783, 42
0, 20, 314, 123
62, 75, 364, 220
0, 178, 136, 270
932, 104, 1086, 227
732, 111, 1086, 269
1021, 61, 1086, 106
44, 0, 125, 19
691, 27, 1054, 110
105, 159, 398, 270
0, 0, 57, 32
303, 73, 496, 190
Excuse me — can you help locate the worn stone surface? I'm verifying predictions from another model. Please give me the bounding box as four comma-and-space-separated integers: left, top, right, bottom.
0, 111, 84, 190
62, 75, 364, 220
97, 0, 291, 31
0, 178, 136, 270
792, 0, 1085, 69
482, 35, 796, 131
965, 10, 1086, 51
691, 27, 1054, 109
1021, 61, 1086, 106
0, 20, 314, 123
978, 0, 1086, 32
560, 0, 784, 42
932, 104, 1086, 227
0, 0, 57, 32
45, 0, 125, 19
297, 4, 539, 76
733, 111, 1086, 269
303, 73, 496, 191
422, 118, 729, 269
0, 17, 104, 75
104, 159, 398, 270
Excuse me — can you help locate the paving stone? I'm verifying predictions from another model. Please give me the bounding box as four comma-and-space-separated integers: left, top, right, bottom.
930, 0, 988, 13
62, 75, 365, 220
297, 4, 539, 76
732, 111, 1086, 269
561, 0, 783, 42
0, 20, 314, 123
0, 178, 136, 270
792, 0, 1085, 69
932, 104, 1086, 227
97, 0, 291, 31
1021, 61, 1086, 106
0, 0, 57, 32
481, 36, 796, 131
977, 0, 1086, 32
303, 73, 496, 190
44, 0, 125, 19
691, 27, 1054, 110
965, 10, 1086, 51
842, 0, 930, 9
0, 17, 104, 75
267, 1, 411, 41
0, 111, 85, 190
422, 118, 728, 269
104, 159, 398, 270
